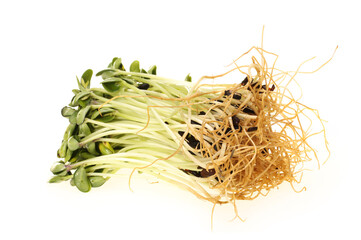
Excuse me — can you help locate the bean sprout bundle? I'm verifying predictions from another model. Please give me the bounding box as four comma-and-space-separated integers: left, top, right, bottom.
50, 44, 332, 209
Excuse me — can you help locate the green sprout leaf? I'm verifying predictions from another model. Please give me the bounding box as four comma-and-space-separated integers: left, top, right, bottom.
49, 175, 72, 183
80, 151, 96, 160
96, 69, 116, 77
50, 161, 66, 174
68, 153, 79, 164
76, 105, 91, 125
91, 107, 114, 119
79, 123, 91, 137
63, 123, 77, 141
101, 78, 123, 92
113, 58, 125, 70
96, 113, 116, 123
58, 140, 68, 159
148, 65, 157, 75
86, 142, 98, 155
61, 107, 76, 117
108, 57, 118, 68
68, 136, 80, 151
89, 176, 106, 187
73, 92, 90, 106
74, 166, 91, 192
81, 69, 93, 89
69, 110, 78, 124
99, 142, 114, 155
64, 148, 73, 162
130, 60, 140, 72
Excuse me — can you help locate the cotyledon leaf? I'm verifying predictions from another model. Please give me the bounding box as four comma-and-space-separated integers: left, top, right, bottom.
61, 106, 76, 117
86, 142, 98, 155
148, 65, 157, 75
63, 123, 77, 141
69, 110, 78, 124
130, 60, 140, 72
96, 69, 116, 77
76, 105, 91, 125
74, 166, 91, 192
89, 176, 106, 187
50, 161, 66, 174
90, 107, 114, 119
81, 69, 93, 89
99, 142, 114, 155
79, 123, 92, 137
73, 91, 90, 106
68, 136, 80, 151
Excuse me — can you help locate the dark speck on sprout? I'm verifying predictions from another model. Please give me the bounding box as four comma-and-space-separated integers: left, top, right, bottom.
138, 83, 150, 90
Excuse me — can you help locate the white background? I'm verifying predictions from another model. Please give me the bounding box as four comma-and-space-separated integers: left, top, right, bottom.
0, 0, 359, 239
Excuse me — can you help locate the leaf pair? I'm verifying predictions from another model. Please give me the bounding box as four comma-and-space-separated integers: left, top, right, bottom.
72, 166, 106, 192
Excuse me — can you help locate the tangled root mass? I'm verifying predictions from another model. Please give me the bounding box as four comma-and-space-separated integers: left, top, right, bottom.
176, 46, 331, 203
